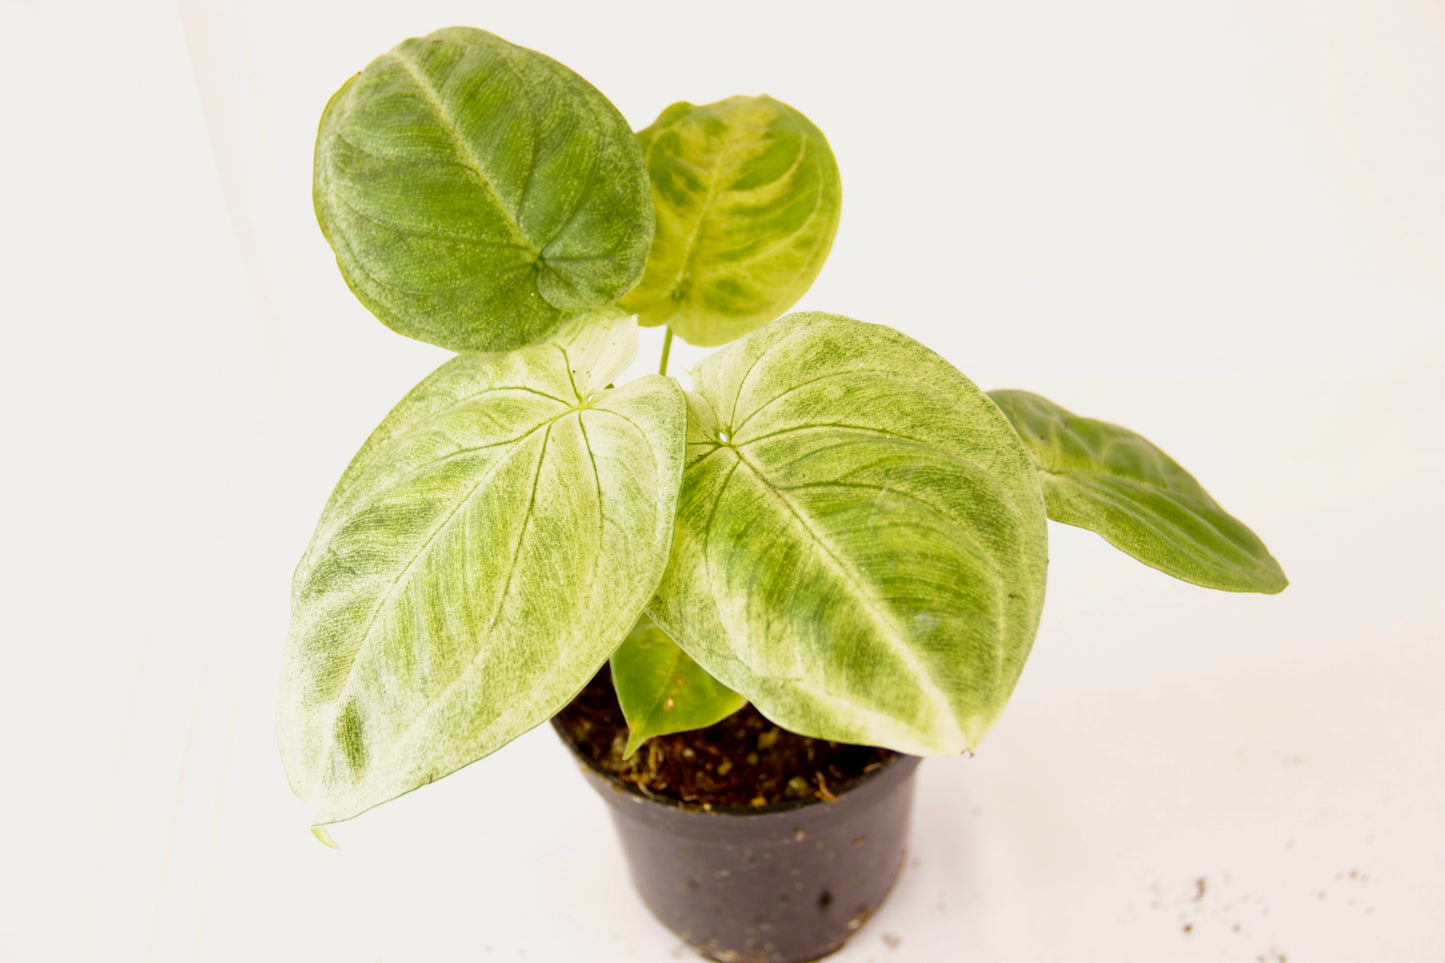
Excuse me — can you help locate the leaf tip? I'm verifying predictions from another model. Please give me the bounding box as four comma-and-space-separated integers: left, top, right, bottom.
311, 825, 340, 850
622, 730, 647, 760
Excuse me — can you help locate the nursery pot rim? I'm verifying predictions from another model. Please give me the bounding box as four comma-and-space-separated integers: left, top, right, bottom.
549, 715, 922, 818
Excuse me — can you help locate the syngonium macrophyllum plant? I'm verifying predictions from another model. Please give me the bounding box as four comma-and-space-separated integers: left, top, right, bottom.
280, 26, 1288, 831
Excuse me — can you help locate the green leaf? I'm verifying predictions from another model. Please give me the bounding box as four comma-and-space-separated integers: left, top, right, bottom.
313, 27, 653, 353
619, 96, 842, 347
988, 389, 1288, 594
279, 311, 685, 824
610, 615, 747, 758
650, 313, 1049, 756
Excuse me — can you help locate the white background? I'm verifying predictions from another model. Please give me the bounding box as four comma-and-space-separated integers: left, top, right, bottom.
2, 1, 1442, 960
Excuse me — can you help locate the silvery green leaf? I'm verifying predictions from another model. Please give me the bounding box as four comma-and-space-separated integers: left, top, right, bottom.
279, 311, 685, 824
650, 313, 1049, 756
989, 389, 1288, 594
313, 27, 652, 353
610, 615, 747, 758
619, 96, 842, 347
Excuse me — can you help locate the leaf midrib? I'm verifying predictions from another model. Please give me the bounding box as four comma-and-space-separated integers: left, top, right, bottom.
638, 644, 685, 728
1046, 472, 1272, 566
316, 409, 568, 724
387, 47, 539, 259
664, 132, 729, 307
727, 447, 957, 729
324, 419, 561, 815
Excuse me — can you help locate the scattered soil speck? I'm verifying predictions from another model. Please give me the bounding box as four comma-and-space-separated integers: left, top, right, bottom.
1193, 877, 1207, 901
881, 933, 902, 950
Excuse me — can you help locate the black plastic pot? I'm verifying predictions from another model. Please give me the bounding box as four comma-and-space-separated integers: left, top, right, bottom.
555, 721, 922, 963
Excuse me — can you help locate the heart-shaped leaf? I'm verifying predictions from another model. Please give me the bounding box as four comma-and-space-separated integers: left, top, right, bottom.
650, 313, 1049, 756
279, 311, 685, 825
989, 389, 1288, 594
619, 96, 842, 347
314, 27, 653, 353
610, 615, 747, 757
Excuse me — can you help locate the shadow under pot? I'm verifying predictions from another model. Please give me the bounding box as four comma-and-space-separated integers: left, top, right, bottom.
552, 717, 921, 963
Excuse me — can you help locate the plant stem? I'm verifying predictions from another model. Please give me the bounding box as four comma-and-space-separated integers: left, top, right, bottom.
659, 326, 675, 377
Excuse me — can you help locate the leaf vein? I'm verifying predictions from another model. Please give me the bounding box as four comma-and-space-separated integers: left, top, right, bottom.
729, 449, 955, 726
731, 368, 938, 439
319, 411, 566, 751
387, 47, 538, 257
381, 419, 557, 766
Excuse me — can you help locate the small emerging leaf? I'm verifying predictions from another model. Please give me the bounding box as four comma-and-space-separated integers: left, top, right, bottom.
313, 27, 653, 353
619, 96, 842, 347
610, 615, 747, 757
651, 313, 1049, 757
989, 389, 1287, 594
279, 311, 685, 825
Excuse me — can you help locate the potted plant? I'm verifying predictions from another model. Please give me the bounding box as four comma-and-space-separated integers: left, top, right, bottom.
280, 25, 1288, 963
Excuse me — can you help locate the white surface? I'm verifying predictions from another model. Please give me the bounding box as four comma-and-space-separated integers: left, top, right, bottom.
2, 1, 1442, 960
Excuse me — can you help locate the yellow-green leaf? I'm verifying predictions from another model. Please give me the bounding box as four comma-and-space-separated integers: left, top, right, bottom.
651, 314, 1049, 756
279, 311, 685, 825
610, 615, 746, 757
619, 96, 841, 347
